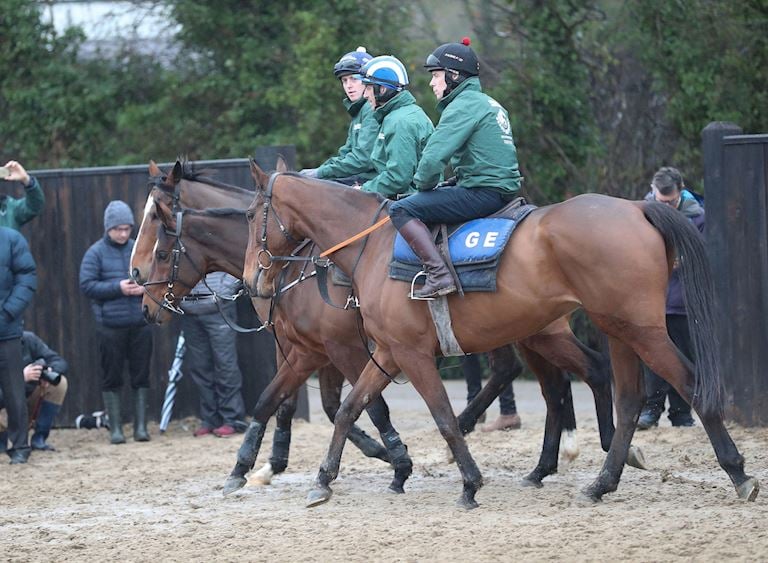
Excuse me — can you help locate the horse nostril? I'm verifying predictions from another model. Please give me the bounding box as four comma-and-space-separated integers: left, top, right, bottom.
132, 268, 143, 284
142, 304, 150, 321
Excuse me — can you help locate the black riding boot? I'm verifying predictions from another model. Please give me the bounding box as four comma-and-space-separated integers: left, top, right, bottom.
397, 219, 457, 299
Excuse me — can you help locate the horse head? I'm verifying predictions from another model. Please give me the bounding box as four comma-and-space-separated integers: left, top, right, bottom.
141, 195, 209, 325
131, 159, 184, 284
243, 158, 298, 298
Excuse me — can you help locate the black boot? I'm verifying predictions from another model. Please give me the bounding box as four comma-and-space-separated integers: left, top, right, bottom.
397, 219, 457, 299
102, 391, 126, 444
133, 388, 150, 442
31, 400, 61, 451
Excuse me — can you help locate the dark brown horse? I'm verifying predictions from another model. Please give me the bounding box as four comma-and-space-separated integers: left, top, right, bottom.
241, 165, 759, 508
138, 161, 627, 497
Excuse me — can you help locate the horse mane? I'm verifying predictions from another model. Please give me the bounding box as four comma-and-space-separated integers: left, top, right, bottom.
281, 172, 387, 205
182, 207, 246, 217
176, 157, 253, 195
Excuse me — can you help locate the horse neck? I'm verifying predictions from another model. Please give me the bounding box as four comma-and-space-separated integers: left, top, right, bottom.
179, 178, 253, 209
278, 177, 390, 274
186, 212, 248, 278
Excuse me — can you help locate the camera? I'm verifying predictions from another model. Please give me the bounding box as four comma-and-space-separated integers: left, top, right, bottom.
33, 359, 62, 386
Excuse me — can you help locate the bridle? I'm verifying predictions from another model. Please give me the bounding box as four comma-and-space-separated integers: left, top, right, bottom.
253, 172, 306, 277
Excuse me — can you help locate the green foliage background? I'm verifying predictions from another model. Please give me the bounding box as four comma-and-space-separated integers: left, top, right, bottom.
1, 0, 766, 202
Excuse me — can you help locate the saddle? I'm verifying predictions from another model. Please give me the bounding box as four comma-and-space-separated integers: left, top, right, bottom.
389, 197, 537, 293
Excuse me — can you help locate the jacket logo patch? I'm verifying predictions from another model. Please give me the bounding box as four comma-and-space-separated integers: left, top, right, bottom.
496, 110, 511, 135
353, 124, 362, 130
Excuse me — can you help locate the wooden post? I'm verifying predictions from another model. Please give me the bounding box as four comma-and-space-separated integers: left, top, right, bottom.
703, 122, 768, 426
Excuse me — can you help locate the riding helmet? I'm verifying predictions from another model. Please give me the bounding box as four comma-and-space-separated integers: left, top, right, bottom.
424, 37, 479, 77
333, 47, 373, 78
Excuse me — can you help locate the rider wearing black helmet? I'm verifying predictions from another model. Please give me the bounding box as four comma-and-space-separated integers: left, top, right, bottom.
389, 37, 523, 299
299, 47, 378, 185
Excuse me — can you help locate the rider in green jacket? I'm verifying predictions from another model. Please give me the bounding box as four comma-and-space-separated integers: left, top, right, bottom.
389, 38, 523, 299
1, 160, 45, 231
358, 56, 434, 199
301, 48, 379, 185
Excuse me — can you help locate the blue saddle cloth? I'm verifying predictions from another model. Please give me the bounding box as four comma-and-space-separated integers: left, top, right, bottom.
389, 205, 536, 292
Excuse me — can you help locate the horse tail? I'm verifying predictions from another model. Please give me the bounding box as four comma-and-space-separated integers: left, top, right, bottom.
640, 201, 722, 416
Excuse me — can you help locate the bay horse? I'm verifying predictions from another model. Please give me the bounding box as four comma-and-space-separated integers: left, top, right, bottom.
241, 164, 759, 507
133, 160, 409, 488
137, 160, 627, 496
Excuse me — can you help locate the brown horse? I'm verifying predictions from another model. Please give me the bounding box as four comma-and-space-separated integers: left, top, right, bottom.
138, 161, 627, 497
241, 165, 759, 508
134, 161, 408, 487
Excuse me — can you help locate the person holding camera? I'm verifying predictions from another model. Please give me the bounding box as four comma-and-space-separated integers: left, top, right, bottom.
0, 226, 37, 463
0, 160, 45, 231
79, 200, 152, 445
0, 330, 68, 452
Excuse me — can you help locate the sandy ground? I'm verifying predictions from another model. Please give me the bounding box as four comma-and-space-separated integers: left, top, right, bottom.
1, 379, 766, 562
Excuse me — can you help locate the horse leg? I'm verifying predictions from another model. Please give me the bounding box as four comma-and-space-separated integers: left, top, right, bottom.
629, 327, 759, 500
317, 363, 391, 464
515, 344, 573, 487
582, 335, 644, 502
307, 356, 395, 507
456, 344, 522, 435
520, 328, 618, 460
223, 350, 324, 495
325, 342, 413, 494
252, 388, 299, 485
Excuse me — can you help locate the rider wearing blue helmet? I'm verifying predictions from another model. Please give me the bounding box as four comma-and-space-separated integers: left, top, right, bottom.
301, 47, 379, 185
389, 38, 523, 299
358, 55, 434, 199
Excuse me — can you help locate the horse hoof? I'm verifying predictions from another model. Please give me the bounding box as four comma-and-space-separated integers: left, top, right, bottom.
306, 486, 333, 508
388, 482, 405, 494
736, 477, 759, 501
626, 445, 648, 470
222, 475, 247, 496
457, 495, 479, 510
575, 491, 601, 506
521, 477, 544, 489
251, 463, 274, 486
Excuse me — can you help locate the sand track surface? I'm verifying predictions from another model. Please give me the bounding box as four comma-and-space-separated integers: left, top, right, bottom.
1, 380, 766, 561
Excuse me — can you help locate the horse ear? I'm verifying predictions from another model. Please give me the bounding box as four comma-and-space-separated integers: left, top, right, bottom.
249, 158, 270, 190
148, 160, 162, 177
154, 196, 173, 226
275, 154, 288, 173
167, 160, 183, 186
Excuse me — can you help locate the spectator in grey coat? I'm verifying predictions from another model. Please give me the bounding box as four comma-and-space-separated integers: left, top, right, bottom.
0, 227, 37, 463
79, 200, 152, 444
181, 273, 246, 437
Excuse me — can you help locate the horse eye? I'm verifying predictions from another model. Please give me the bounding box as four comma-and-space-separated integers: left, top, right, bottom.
156, 250, 170, 261
246, 210, 255, 222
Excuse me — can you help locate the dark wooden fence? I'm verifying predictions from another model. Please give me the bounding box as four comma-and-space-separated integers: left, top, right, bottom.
703, 123, 768, 426
17, 147, 309, 427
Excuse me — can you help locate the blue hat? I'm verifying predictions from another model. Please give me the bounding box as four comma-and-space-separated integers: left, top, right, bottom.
360, 55, 409, 91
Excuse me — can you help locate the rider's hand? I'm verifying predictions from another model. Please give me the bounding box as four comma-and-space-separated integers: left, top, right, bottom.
299, 168, 319, 179
435, 176, 457, 189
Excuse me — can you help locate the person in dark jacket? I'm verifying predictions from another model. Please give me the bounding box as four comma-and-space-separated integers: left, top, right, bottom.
300, 47, 378, 186
388, 38, 523, 299
637, 167, 703, 429
180, 273, 246, 438
0, 227, 37, 463
1, 160, 45, 231
0, 331, 69, 452
79, 200, 152, 444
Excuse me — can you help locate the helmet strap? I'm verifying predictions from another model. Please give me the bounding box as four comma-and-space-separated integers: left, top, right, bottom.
443, 70, 463, 97
374, 85, 397, 107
